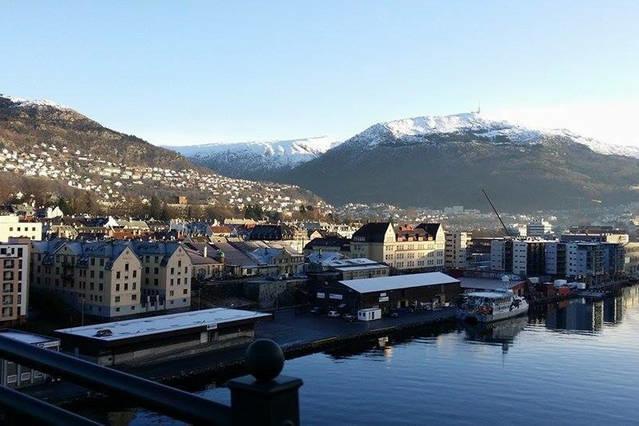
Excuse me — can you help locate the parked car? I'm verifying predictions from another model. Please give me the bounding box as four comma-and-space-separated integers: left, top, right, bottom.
390, 311, 400, 319
310, 306, 322, 315
327, 310, 340, 318
342, 313, 355, 322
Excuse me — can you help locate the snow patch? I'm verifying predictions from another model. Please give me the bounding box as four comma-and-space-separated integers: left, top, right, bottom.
351, 112, 639, 158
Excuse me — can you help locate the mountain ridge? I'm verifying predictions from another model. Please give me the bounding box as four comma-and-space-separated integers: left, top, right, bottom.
166, 136, 340, 179
275, 112, 639, 211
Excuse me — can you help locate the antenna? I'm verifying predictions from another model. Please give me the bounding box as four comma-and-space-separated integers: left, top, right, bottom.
476, 101, 481, 114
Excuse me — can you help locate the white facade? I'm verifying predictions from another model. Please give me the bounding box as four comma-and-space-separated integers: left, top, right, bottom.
527, 220, 552, 237
512, 241, 528, 276
490, 240, 506, 271
445, 231, 470, 269
0, 215, 42, 242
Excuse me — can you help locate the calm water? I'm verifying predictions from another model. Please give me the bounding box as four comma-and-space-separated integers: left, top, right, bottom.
100, 287, 639, 425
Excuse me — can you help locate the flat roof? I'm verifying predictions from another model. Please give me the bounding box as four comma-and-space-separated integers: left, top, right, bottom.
55, 308, 270, 342
0, 330, 59, 345
339, 272, 459, 294
333, 264, 388, 272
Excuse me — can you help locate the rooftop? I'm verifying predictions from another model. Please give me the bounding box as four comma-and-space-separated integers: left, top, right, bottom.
55, 308, 270, 342
339, 272, 458, 294
0, 329, 59, 345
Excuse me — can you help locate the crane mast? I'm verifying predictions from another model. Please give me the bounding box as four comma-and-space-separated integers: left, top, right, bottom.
481, 188, 512, 237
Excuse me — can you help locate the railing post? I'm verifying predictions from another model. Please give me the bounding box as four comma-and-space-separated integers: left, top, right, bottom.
227, 339, 303, 426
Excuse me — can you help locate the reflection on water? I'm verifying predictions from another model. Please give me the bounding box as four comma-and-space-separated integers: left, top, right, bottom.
95, 286, 639, 426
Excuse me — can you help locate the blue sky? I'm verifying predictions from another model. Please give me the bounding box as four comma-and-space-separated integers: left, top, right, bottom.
2, 1, 638, 146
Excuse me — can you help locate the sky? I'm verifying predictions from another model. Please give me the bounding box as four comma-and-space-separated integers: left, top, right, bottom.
1, 1, 638, 147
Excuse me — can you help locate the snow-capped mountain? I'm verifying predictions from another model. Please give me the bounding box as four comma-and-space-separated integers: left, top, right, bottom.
166, 136, 340, 179
280, 112, 639, 211
351, 112, 639, 158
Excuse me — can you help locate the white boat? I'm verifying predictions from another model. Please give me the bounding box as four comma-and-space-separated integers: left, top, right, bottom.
460, 290, 528, 323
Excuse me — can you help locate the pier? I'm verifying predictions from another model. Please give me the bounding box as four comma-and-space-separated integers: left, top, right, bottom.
23, 307, 457, 406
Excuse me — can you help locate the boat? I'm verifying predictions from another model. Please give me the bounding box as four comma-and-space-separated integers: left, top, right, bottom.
460, 290, 528, 323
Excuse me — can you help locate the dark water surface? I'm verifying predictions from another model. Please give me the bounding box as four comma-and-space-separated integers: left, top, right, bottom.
101, 287, 639, 425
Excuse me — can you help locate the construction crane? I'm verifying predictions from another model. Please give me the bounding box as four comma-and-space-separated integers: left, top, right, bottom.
481, 188, 512, 237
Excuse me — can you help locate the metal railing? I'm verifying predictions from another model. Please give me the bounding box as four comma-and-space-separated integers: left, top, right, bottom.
0, 336, 302, 425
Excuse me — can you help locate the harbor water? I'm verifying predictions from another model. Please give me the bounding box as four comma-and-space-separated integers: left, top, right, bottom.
97, 286, 639, 425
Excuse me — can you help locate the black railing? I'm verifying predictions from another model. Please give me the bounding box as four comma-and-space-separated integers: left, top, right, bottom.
0, 336, 302, 425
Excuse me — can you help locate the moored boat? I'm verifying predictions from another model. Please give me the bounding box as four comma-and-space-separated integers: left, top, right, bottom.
460, 290, 528, 323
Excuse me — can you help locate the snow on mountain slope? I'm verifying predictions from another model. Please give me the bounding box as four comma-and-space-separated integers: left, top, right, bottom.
2, 94, 72, 110
168, 136, 340, 169
350, 112, 639, 158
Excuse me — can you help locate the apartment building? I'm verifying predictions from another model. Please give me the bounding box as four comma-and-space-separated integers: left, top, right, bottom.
350, 222, 445, 272
131, 242, 193, 311
0, 239, 30, 326
526, 220, 553, 238
445, 231, 470, 269
31, 240, 142, 318
0, 215, 42, 242
556, 242, 622, 281
491, 239, 547, 277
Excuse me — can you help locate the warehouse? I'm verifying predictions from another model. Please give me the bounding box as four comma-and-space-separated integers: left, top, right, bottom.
55, 308, 270, 366
311, 272, 461, 314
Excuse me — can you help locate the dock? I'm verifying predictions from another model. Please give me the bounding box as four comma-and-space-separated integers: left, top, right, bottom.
24, 307, 458, 406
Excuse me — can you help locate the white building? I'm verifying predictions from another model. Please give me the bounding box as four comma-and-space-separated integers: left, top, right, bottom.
445, 231, 470, 269
527, 220, 552, 238
0, 215, 42, 242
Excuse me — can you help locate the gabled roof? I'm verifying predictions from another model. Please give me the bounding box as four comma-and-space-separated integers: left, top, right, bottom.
352, 222, 392, 243
415, 223, 442, 239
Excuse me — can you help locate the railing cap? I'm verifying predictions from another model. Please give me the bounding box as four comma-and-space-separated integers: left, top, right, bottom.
246, 338, 284, 382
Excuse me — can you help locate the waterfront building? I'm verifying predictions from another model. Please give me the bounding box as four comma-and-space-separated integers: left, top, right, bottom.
445, 231, 470, 269
623, 242, 639, 277
55, 308, 270, 366
31, 240, 193, 318
310, 271, 461, 314
0, 214, 42, 242
0, 329, 60, 388
130, 241, 193, 312
31, 240, 143, 318
0, 239, 30, 326
350, 222, 445, 272
544, 241, 624, 282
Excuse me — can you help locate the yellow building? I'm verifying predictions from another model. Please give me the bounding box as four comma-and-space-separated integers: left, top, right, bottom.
351, 222, 445, 271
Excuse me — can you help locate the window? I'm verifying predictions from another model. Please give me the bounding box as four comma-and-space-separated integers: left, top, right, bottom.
183, 289, 188, 295
133, 270, 137, 278
115, 296, 120, 303
116, 284, 120, 291
116, 271, 121, 279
